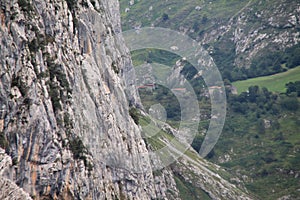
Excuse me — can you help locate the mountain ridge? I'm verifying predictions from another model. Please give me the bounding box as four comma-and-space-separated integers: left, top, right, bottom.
120, 0, 300, 80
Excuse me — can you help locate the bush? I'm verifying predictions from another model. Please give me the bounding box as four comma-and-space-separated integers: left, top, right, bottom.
286, 81, 300, 97
69, 137, 86, 159
280, 96, 299, 111
162, 13, 169, 21
111, 61, 120, 74
11, 75, 27, 96
0, 132, 8, 149
28, 39, 39, 52
18, 0, 34, 13
191, 134, 203, 152
49, 85, 61, 112
66, 0, 77, 11
129, 107, 140, 125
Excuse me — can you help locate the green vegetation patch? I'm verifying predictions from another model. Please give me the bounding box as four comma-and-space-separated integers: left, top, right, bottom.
121, 1, 300, 199
18, 0, 34, 13
174, 174, 212, 200
0, 131, 8, 149
232, 66, 300, 94
208, 86, 300, 199
129, 107, 140, 125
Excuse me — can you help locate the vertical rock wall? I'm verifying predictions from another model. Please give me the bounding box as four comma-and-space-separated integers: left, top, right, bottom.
0, 0, 155, 199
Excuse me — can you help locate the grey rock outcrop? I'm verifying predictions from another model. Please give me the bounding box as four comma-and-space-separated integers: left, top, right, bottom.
0, 0, 154, 199
200, 0, 300, 68
0, 0, 253, 199
0, 148, 32, 199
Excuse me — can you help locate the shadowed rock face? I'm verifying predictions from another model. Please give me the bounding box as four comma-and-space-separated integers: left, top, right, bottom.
0, 0, 253, 199
0, 178, 32, 200
0, 148, 32, 200
0, 0, 154, 199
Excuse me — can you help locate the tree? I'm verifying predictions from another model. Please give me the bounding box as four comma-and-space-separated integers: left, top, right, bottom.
286, 81, 300, 97
280, 96, 299, 111
257, 119, 265, 134
201, 15, 208, 24
162, 13, 169, 21
248, 85, 259, 102
193, 21, 200, 32
286, 82, 297, 93
232, 102, 248, 114
191, 134, 203, 152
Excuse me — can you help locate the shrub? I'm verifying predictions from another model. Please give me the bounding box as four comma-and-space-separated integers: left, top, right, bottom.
69, 137, 86, 159
18, 0, 34, 13
286, 81, 300, 97
11, 75, 27, 96
111, 61, 120, 74
162, 13, 169, 21
0, 132, 8, 149
280, 96, 299, 111
129, 107, 140, 125
12, 157, 19, 166
91, 0, 96, 8
49, 84, 61, 112
28, 39, 39, 52
66, 0, 77, 11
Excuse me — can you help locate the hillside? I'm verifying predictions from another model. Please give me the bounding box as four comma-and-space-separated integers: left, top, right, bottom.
0, 0, 253, 199
120, 0, 300, 81
120, 0, 300, 199
233, 65, 300, 94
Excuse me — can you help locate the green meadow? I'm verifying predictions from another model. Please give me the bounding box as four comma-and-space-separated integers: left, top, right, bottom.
232, 66, 300, 94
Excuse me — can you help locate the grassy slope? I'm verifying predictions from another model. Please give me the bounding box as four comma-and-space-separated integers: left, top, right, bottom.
214, 108, 300, 199
139, 115, 251, 199
120, 0, 251, 32
232, 66, 300, 94
174, 175, 212, 200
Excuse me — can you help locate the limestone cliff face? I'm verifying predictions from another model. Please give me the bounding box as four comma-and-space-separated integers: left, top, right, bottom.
0, 0, 154, 199
0, 0, 253, 200
0, 148, 32, 200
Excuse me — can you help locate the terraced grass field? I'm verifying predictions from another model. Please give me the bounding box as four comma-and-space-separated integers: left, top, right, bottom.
232, 66, 300, 94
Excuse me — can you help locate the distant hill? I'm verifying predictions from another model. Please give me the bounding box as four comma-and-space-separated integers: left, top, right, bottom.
120, 1, 300, 199
120, 0, 300, 81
